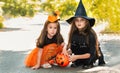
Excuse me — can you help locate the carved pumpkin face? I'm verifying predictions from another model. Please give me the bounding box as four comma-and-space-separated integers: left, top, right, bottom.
56, 53, 70, 67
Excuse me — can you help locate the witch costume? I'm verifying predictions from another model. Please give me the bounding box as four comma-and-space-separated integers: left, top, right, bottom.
66, 0, 105, 68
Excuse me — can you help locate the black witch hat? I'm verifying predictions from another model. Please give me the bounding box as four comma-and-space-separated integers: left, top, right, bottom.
66, 0, 95, 27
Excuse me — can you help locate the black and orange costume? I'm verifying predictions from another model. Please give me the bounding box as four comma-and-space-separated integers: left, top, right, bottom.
25, 36, 63, 67
25, 11, 63, 67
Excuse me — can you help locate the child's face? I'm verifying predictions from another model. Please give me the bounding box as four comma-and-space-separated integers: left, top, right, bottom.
74, 17, 87, 30
47, 22, 57, 38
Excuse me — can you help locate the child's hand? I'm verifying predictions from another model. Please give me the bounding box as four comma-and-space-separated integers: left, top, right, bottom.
67, 49, 72, 55
69, 54, 77, 62
61, 50, 68, 56
61, 43, 69, 56
31, 64, 40, 70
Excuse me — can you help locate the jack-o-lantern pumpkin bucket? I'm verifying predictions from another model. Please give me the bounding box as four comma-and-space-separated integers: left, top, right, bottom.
55, 53, 70, 67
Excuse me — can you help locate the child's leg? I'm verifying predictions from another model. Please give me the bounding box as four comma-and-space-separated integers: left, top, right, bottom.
40, 44, 57, 65
25, 48, 39, 67
31, 48, 43, 69
40, 44, 62, 68
98, 47, 106, 66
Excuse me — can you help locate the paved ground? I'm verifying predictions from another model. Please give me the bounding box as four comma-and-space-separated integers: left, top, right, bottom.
0, 38, 120, 73
0, 50, 85, 73
0, 15, 120, 73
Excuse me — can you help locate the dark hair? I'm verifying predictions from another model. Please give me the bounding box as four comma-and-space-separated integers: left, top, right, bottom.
67, 17, 97, 48
36, 20, 64, 47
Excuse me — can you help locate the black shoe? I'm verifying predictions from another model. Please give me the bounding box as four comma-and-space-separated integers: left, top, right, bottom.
71, 63, 78, 68
98, 52, 106, 66
98, 57, 106, 66
98, 61, 106, 66
82, 64, 93, 69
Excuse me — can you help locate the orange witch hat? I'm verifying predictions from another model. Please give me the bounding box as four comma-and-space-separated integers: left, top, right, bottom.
48, 11, 60, 22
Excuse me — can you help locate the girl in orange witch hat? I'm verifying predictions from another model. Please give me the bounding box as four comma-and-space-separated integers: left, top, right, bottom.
25, 11, 68, 69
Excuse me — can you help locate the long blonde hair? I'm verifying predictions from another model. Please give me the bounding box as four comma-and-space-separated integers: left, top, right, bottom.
36, 20, 64, 47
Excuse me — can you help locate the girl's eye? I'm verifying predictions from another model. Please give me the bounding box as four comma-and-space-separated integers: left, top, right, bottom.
75, 19, 79, 22
54, 27, 57, 29
49, 27, 52, 29
82, 19, 85, 21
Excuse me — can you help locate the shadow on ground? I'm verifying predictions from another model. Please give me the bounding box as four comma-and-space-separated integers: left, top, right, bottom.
0, 28, 21, 32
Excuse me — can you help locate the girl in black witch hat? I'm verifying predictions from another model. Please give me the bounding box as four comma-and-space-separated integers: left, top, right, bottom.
66, 0, 105, 69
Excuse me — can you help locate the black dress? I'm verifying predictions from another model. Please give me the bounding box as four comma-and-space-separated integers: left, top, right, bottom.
70, 31, 97, 67
37, 36, 57, 48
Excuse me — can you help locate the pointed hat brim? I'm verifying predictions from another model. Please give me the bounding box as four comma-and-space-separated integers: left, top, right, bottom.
66, 16, 95, 27
66, 0, 95, 27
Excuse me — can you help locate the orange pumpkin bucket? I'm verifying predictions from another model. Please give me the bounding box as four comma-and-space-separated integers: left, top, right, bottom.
56, 53, 70, 67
